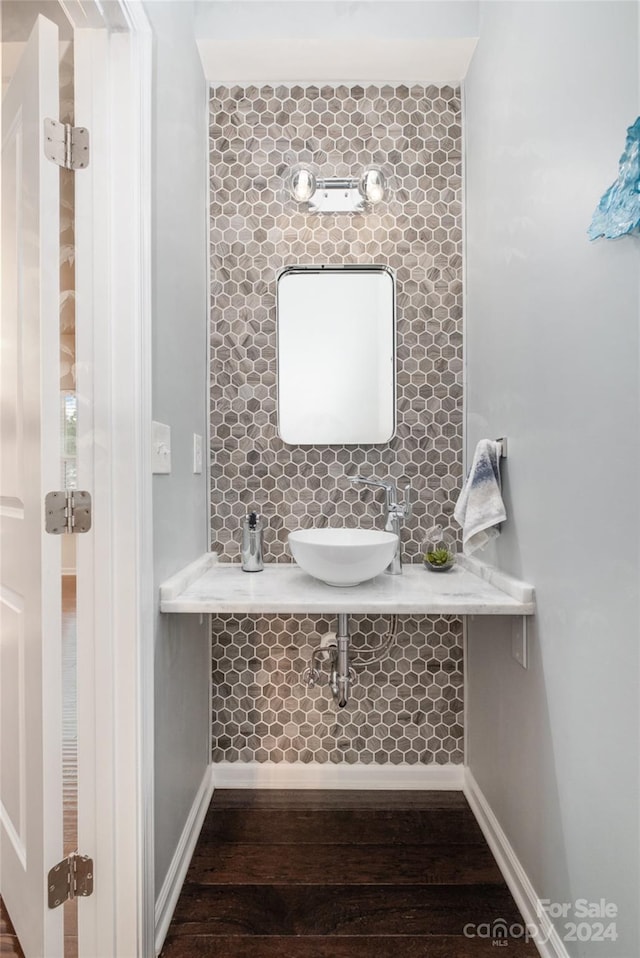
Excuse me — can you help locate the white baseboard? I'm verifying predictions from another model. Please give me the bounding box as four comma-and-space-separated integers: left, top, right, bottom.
212, 761, 464, 789
154, 765, 214, 956
464, 769, 569, 958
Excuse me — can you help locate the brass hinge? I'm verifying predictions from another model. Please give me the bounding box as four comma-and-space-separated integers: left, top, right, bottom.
48, 853, 94, 908
45, 490, 92, 534
44, 118, 90, 170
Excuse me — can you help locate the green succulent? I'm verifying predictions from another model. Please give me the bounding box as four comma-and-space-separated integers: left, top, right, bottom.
425, 548, 453, 566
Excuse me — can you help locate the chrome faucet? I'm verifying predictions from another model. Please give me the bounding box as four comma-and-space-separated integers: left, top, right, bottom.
349, 475, 413, 575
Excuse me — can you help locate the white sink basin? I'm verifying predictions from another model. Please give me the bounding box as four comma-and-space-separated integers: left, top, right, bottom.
288, 528, 398, 587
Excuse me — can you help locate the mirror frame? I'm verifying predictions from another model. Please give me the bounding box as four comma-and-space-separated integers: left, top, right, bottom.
276, 264, 396, 446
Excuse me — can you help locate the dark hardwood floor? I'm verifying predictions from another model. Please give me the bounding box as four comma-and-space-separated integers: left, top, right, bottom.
160, 789, 539, 957
0, 898, 25, 958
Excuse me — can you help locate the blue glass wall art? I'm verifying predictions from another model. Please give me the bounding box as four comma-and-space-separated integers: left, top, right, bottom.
588, 117, 640, 241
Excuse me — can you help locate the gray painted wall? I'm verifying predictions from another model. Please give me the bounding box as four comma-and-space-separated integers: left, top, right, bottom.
465, 3, 639, 955
146, 0, 210, 900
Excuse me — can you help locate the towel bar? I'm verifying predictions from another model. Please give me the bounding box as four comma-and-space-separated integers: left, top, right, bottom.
495, 437, 508, 459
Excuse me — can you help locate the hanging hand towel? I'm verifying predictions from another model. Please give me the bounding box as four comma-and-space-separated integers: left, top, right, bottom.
454, 439, 506, 554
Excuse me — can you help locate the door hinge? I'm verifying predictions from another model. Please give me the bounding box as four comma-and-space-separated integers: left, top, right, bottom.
45, 490, 92, 534
44, 118, 90, 170
48, 853, 94, 909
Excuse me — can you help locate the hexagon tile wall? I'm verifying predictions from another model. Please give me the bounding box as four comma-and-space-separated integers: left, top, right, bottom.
209, 83, 464, 766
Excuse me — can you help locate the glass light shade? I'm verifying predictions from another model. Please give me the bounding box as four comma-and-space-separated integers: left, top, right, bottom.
359, 167, 386, 204
290, 167, 316, 203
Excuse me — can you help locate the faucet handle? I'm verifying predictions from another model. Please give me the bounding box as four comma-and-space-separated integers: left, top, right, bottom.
397, 478, 414, 518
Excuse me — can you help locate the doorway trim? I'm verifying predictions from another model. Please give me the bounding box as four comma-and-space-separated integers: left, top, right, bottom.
72, 2, 154, 955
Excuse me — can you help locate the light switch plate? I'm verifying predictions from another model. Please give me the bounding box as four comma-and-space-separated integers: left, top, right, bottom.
193, 433, 203, 474
511, 617, 528, 669
152, 421, 171, 474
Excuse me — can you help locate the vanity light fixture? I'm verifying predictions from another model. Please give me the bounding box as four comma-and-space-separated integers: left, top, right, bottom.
289, 166, 317, 203
359, 167, 386, 205
288, 164, 387, 213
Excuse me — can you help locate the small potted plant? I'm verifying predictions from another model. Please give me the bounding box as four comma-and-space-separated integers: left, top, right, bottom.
423, 526, 457, 572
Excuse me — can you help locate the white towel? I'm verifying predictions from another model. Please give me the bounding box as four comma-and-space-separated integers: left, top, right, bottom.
454, 440, 506, 555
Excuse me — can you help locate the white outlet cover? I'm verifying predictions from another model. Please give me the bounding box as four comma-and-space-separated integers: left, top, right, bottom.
511, 617, 528, 670
152, 421, 171, 474
193, 433, 203, 474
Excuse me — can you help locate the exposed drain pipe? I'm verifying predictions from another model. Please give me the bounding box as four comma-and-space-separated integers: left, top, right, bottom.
329, 613, 352, 708
304, 613, 398, 709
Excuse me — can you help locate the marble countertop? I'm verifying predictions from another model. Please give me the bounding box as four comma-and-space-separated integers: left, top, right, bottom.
159, 553, 535, 616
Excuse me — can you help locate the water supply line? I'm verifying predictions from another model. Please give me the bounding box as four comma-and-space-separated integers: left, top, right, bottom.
350, 615, 398, 669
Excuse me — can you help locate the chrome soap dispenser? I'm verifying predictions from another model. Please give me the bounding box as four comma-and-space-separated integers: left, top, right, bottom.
241, 511, 264, 572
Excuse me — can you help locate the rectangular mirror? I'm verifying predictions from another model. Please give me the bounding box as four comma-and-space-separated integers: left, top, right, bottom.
277, 265, 395, 445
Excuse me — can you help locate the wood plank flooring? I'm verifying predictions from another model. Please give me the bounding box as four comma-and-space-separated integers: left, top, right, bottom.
0, 898, 25, 958
160, 789, 539, 957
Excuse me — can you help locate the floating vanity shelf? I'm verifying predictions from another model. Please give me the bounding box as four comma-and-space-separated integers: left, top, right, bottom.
160, 553, 535, 616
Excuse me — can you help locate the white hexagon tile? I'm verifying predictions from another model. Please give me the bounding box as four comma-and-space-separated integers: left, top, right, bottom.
209, 83, 464, 765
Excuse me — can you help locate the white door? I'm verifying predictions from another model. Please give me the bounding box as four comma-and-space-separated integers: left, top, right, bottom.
1, 15, 64, 958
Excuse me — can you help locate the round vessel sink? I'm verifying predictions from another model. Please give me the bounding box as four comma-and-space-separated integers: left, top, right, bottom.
288, 528, 398, 587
